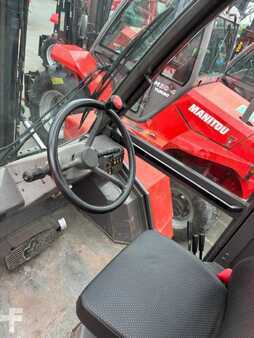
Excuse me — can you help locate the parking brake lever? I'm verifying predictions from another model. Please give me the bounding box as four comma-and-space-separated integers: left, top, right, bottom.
187, 221, 192, 252
192, 234, 199, 256
199, 233, 206, 260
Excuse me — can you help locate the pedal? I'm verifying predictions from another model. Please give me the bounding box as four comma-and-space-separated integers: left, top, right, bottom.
5, 219, 66, 271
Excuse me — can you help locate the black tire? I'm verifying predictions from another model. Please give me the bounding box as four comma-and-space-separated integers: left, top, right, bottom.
172, 180, 217, 242
29, 69, 88, 145
40, 36, 59, 68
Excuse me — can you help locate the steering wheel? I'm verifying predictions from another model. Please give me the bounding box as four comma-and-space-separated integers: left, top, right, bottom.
47, 98, 136, 214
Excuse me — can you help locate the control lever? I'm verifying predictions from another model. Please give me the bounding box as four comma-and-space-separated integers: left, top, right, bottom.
23, 158, 81, 182
199, 232, 206, 260
188, 220, 206, 259
187, 221, 192, 252
192, 234, 199, 256
23, 166, 49, 182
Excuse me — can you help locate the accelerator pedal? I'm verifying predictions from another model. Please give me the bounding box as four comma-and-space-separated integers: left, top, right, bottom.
5, 218, 67, 271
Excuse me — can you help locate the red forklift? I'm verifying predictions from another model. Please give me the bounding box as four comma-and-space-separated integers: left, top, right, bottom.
27, 0, 243, 238
38, 0, 120, 67
1, 0, 254, 337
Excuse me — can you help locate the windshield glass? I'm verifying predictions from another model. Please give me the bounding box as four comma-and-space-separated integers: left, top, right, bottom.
227, 48, 254, 84
200, 16, 237, 76
161, 31, 203, 85
100, 0, 191, 57
128, 14, 236, 108
0, 0, 194, 167
156, 16, 237, 86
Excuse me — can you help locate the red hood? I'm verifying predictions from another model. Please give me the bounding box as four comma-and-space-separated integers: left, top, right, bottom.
51, 44, 97, 79
180, 82, 253, 152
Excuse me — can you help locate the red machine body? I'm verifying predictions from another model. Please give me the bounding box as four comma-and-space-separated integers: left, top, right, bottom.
52, 45, 96, 79
135, 156, 173, 238
55, 34, 254, 199
62, 52, 254, 200
124, 81, 254, 199
43, 2, 253, 237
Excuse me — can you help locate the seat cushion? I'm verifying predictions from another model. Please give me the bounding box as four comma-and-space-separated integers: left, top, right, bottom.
219, 257, 254, 338
77, 230, 226, 338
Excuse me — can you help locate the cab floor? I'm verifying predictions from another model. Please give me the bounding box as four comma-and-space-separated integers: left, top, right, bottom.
0, 204, 123, 338
0, 203, 230, 338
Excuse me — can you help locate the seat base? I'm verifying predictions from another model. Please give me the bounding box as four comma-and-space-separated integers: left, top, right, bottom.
70, 324, 96, 338
77, 230, 227, 338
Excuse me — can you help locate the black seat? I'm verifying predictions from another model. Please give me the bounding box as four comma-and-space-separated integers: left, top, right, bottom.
77, 230, 254, 338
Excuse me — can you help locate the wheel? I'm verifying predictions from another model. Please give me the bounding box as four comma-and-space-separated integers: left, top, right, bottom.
29, 70, 87, 144
171, 180, 217, 242
40, 36, 58, 68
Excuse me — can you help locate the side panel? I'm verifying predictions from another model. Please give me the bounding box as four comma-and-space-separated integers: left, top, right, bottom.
180, 83, 252, 148
135, 156, 173, 238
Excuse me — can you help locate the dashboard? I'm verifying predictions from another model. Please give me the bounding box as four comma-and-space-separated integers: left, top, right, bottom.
0, 135, 124, 218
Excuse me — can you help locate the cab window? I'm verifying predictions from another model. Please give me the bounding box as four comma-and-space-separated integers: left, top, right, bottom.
226, 51, 254, 84
161, 31, 203, 85
200, 16, 236, 76
100, 0, 190, 56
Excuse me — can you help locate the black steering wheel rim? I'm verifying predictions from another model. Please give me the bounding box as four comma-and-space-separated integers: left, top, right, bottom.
48, 98, 136, 213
